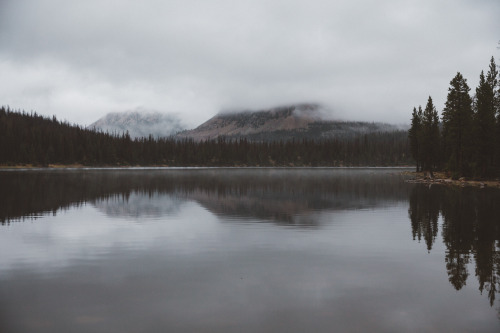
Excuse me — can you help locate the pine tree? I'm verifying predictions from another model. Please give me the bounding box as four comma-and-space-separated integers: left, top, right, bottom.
495, 56, 500, 171
421, 96, 440, 176
473, 57, 498, 176
408, 106, 422, 171
442, 72, 474, 176
417, 106, 424, 168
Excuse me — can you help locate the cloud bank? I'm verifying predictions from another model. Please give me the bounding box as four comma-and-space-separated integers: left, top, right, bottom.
0, 0, 499, 127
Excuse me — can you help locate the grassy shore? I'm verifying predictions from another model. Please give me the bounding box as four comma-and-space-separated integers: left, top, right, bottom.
403, 171, 500, 188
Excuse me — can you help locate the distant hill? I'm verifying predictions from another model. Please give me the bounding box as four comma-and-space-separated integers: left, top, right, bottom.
176, 104, 405, 142
90, 111, 185, 139
0, 106, 411, 167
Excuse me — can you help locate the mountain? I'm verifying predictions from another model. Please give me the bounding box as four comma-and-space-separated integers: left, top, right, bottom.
90, 111, 185, 138
176, 104, 405, 142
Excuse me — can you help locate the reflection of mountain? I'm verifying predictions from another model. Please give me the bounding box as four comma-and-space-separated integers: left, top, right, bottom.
188, 188, 320, 226
94, 192, 183, 219
0, 169, 410, 227
409, 185, 500, 308
186, 172, 408, 225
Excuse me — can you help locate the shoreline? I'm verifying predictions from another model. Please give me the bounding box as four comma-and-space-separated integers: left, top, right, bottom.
2, 165, 498, 189
403, 171, 500, 189
0, 164, 415, 170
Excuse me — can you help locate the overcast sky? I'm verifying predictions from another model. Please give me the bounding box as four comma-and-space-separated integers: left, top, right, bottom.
0, 0, 499, 127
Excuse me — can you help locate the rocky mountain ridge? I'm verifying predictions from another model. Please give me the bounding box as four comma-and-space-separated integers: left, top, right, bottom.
90, 111, 185, 139
89, 104, 407, 141
177, 104, 405, 142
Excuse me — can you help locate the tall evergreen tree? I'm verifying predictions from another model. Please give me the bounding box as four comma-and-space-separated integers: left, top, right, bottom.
473, 58, 498, 176
487, 56, 499, 172
408, 106, 422, 171
417, 106, 424, 168
442, 72, 474, 176
495, 56, 500, 170
421, 96, 440, 176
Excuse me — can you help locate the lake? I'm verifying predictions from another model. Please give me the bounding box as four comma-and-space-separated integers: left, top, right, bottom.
1, 168, 499, 332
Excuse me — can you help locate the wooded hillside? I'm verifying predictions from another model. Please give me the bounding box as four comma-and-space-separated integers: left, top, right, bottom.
0, 106, 410, 167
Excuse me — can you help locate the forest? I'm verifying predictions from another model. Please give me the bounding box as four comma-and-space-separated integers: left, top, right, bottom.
409, 56, 500, 178
0, 106, 410, 167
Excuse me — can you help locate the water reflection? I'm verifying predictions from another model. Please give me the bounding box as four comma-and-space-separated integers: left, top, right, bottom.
2, 168, 500, 331
94, 193, 184, 220
0, 168, 409, 226
409, 185, 500, 307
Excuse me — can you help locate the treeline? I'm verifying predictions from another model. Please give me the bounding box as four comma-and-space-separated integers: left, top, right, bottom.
409, 56, 500, 178
0, 106, 411, 167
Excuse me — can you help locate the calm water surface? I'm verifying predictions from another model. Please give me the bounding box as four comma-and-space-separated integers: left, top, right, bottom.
0, 168, 499, 332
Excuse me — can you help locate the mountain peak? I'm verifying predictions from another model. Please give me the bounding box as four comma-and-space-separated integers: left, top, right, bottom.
90, 110, 186, 138
177, 104, 333, 141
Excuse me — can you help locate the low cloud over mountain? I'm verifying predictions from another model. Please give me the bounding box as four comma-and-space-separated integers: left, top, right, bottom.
90, 111, 186, 139
177, 104, 406, 142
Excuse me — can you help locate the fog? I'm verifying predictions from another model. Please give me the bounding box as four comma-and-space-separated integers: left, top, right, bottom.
0, 0, 498, 128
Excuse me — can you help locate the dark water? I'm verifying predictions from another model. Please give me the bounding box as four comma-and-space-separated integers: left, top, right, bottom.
1, 168, 499, 332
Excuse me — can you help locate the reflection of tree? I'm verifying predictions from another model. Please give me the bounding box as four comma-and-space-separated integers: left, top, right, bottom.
474, 191, 500, 306
441, 188, 475, 290
409, 185, 500, 308
0, 169, 411, 227
476, 240, 499, 306
408, 185, 441, 251
445, 250, 470, 290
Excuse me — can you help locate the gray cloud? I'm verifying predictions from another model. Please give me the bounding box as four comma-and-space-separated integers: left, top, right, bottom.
0, 0, 499, 127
